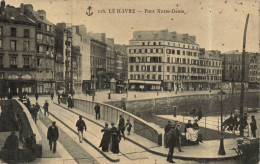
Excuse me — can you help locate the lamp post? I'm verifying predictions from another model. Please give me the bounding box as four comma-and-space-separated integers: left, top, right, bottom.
218, 84, 226, 155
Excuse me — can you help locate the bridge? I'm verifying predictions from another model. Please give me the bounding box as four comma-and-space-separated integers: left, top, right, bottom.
0, 95, 240, 163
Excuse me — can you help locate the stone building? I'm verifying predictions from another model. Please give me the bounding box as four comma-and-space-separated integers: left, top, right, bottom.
199, 49, 222, 90
20, 3, 56, 94
0, 1, 37, 96
127, 29, 208, 91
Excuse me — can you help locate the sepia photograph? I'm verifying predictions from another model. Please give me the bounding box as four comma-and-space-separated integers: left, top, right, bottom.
0, 0, 259, 163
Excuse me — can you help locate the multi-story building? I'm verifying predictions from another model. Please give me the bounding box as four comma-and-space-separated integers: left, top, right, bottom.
105, 38, 116, 87
128, 29, 206, 91
248, 53, 259, 89
199, 49, 222, 90
221, 50, 250, 89
0, 2, 37, 96
115, 44, 128, 81
90, 38, 107, 90
20, 4, 56, 94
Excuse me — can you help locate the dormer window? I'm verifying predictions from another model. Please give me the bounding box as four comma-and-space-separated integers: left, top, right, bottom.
40, 16, 44, 20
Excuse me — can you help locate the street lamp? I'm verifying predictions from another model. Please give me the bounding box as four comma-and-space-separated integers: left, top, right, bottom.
217, 84, 226, 155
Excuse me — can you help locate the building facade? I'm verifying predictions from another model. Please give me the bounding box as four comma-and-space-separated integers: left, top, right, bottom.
127, 29, 212, 91
0, 2, 37, 96
199, 49, 222, 90
21, 4, 56, 94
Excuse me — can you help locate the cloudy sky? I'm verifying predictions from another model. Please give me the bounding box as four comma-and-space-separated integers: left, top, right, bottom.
6, 0, 260, 53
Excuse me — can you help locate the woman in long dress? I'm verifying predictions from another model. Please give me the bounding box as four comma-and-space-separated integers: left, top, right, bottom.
110, 122, 120, 154
99, 123, 111, 152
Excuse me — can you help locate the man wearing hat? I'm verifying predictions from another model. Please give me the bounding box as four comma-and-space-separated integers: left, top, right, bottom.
166, 123, 177, 163
164, 120, 172, 148
175, 121, 184, 152
118, 115, 125, 140
47, 121, 59, 153
76, 115, 87, 143
250, 115, 257, 138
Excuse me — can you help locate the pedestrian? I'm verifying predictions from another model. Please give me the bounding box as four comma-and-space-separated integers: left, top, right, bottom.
3, 131, 19, 152
35, 102, 41, 112
94, 104, 100, 120
118, 115, 125, 140
250, 115, 257, 138
43, 100, 49, 116
31, 104, 38, 123
76, 115, 87, 143
47, 121, 59, 153
166, 123, 177, 163
67, 95, 73, 109
125, 119, 132, 135
99, 122, 111, 152
193, 119, 203, 143
175, 122, 184, 152
58, 93, 61, 104
196, 108, 203, 121
35, 93, 38, 101
50, 91, 54, 101
110, 122, 120, 154
164, 120, 172, 148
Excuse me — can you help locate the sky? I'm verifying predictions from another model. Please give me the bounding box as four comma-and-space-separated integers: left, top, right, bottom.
6, 0, 260, 53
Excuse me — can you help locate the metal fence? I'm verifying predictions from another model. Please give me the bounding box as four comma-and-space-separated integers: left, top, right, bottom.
60, 98, 162, 145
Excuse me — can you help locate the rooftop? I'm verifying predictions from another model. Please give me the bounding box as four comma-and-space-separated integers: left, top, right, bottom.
130, 29, 197, 44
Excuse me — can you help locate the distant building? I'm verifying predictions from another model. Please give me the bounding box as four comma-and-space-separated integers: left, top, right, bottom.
199, 49, 222, 90
20, 3, 56, 94
127, 29, 214, 91
221, 50, 259, 89
0, 1, 37, 96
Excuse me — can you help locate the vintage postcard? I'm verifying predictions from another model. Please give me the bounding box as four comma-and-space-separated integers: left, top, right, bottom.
0, 0, 259, 163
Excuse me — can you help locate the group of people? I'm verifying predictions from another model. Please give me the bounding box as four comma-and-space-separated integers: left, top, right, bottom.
184, 119, 203, 143
74, 114, 132, 154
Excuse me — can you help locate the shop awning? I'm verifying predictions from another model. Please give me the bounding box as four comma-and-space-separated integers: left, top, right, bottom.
144, 81, 161, 85
129, 80, 145, 84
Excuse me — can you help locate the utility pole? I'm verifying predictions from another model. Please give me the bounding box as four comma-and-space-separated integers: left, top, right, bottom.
240, 14, 249, 137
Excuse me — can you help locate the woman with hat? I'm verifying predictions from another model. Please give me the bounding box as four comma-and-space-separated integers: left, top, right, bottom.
110, 122, 120, 154
99, 122, 111, 152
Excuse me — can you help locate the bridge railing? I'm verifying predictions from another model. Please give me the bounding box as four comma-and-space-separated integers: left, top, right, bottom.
61, 98, 162, 145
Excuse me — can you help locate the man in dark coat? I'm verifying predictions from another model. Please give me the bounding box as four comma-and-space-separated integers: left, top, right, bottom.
175, 122, 184, 152
3, 131, 19, 151
94, 104, 100, 120
50, 91, 54, 101
35, 93, 38, 101
67, 95, 73, 109
118, 115, 125, 140
167, 123, 177, 163
250, 115, 257, 138
164, 120, 172, 148
47, 121, 59, 153
110, 122, 120, 154
31, 104, 38, 123
99, 122, 111, 152
43, 100, 49, 116
76, 115, 87, 143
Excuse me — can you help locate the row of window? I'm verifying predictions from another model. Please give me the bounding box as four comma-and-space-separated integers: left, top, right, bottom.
90, 56, 106, 67
0, 27, 31, 38
131, 41, 199, 50
0, 56, 30, 67
129, 65, 222, 74
129, 74, 221, 81
0, 40, 30, 52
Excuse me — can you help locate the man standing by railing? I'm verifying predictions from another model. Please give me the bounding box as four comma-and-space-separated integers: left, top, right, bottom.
118, 115, 125, 140
94, 104, 100, 120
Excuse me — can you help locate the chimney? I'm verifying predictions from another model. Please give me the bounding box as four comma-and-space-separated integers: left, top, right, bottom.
1, 0, 5, 9
20, 3, 24, 14
37, 10, 46, 20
